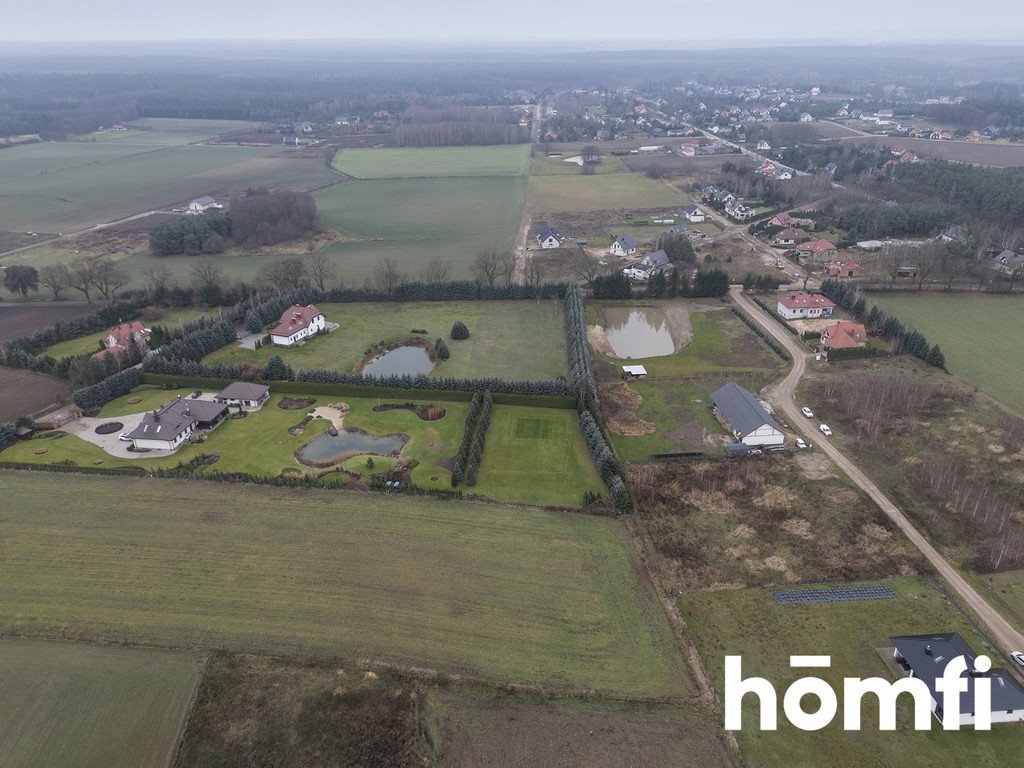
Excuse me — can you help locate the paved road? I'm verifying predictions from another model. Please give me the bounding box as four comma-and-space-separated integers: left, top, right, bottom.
731, 285, 1024, 656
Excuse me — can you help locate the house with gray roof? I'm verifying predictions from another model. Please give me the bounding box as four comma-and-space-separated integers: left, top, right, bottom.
128, 397, 227, 452
891, 633, 1024, 726
188, 196, 220, 213
610, 235, 638, 257
992, 249, 1024, 275
215, 382, 271, 409
711, 381, 784, 447
536, 226, 564, 249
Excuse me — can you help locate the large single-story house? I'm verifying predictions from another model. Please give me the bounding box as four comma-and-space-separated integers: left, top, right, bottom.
684, 204, 706, 223
128, 397, 228, 451
188, 196, 220, 213
94, 321, 151, 360
270, 304, 326, 347
610, 235, 638, 257
823, 257, 863, 278
711, 381, 785, 447
768, 212, 797, 228
891, 633, 1024, 726
775, 227, 810, 246
776, 291, 836, 320
796, 239, 839, 263
214, 382, 271, 409
536, 227, 564, 249
821, 321, 867, 350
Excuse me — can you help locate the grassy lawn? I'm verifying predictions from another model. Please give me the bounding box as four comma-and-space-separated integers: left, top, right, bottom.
45, 307, 218, 359
205, 300, 567, 380
525, 173, 687, 213
0, 636, 202, 768
0, 470, 691, 698
0, 143, 338, 233
311, 174, 526, 282
333, 145, 530, 179
472, 406, 605, 507
870, 292, 1024, 415
682, 578, 1024, 767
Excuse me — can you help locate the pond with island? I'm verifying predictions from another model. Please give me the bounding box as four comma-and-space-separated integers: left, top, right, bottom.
602, 306, 675, 358
297, 428, 407, 465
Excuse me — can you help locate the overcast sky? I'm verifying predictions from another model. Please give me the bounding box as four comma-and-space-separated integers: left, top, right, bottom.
6, 0, 1024, 43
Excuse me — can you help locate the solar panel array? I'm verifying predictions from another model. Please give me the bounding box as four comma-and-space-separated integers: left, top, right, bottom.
773, 584, 896, 606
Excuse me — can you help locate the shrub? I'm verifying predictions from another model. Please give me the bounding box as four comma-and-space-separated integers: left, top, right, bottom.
435, 339, 450, 360
450, 321, 470, 340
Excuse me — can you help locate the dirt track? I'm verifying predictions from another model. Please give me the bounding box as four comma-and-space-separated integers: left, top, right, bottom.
731, 285, 1024, 656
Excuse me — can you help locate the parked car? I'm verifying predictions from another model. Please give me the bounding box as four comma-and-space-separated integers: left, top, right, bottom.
795, 437, 809, 450
118, 432, 131, 441
819, 424, 832, 437
1012, 651, 1024, 671
190, 390, 202, 399
801, 406, 814, 418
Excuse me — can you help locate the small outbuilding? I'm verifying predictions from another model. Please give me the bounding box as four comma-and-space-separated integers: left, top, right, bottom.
215, 382, 271, 409
622, 365, 648, 380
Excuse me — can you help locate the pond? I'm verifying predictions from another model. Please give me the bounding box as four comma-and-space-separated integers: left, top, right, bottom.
297, 429, 407, 465
360, 345, 434, 378
602, 306, 676, 358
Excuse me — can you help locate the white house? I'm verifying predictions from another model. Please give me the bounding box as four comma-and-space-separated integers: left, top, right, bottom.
711, 381, 785, 447
188, 196, 221, 213
536, 226, 564, 249
214, 382, 271, 409
799, 113, 814, 122
891, 633, 1024, 726
756, 139, 771, 150
128, 397, 227, 452
270, 304, 326, 347
610, 235, 638, 257
684, 204, 705, 223
776, 291, 836, 320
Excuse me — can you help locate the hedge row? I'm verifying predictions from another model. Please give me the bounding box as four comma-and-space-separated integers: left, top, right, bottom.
72, 368, 144, 412
579, 410, 631, 513
749, 294, 799, 336
451, 392, 483, 486
564, 284, 596, 398
463, 391, 493, 487
730, 306, 791, 362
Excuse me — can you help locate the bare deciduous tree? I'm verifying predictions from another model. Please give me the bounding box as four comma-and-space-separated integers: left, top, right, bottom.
525, 256, 546, 287
142, 264, 174, 294
67, 257, 99, 303
306, 252, 337, 292
258, 257, 309, 295
419, 257, 452, 284
568, 250, 604, 286
470, 250, 502, 287
497, 250, 517, 286
93, 257, 131, 301
373, 257, 405, 294
39, 264, 69, 300
190, 260, 223, 291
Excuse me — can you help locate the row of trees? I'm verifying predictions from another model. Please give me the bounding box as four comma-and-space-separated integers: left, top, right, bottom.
579, 410, 631, 513
450, 391, 493, 487
563, 285, 596, 399
2, 257, 131, 303
820, 278, 945, 368
837, 202, 958, 240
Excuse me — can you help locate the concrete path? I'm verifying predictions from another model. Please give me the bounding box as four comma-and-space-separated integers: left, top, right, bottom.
731, 285, 1024, 656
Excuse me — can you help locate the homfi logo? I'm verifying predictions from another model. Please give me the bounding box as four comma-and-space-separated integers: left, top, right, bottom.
724, 655, 995, 731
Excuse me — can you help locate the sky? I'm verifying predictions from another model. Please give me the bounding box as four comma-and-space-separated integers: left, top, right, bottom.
6, 0, 1024, 43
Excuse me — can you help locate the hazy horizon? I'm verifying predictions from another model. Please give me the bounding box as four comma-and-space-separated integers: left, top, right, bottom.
7, 0, 1024, 44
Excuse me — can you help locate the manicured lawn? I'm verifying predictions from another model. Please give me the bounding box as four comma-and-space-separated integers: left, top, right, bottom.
871, 292, 1024, 415
682, 578, 1024, 767
45, 308, 219, 359
206, 300, 567, 380
472, 406, 605, 507
0, 636, 202, 768
0, 470, 691, 698
333, 145, 531, 179
525, 173, 687, 213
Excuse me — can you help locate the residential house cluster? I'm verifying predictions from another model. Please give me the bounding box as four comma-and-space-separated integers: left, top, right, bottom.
699, 187, 755, 221
754, 160, 794, 180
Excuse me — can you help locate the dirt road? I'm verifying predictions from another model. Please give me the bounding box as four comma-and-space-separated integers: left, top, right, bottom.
730, 285, 1024, 656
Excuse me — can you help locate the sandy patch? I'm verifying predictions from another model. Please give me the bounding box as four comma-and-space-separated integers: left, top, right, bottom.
781, 517, 813, 539
311, 402, 350, 429
989, 444, 1006, 454
587, 325, 616, 357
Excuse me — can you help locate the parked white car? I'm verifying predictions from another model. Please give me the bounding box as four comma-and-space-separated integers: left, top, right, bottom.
819, 424, 832, 437
801, 406, 814, 418
1012, 651, 1024, 671
795, 437, 809, 450
118, 432, 131, 441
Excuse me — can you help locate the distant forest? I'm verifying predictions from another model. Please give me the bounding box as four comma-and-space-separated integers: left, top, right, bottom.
3, 43, 1024, 139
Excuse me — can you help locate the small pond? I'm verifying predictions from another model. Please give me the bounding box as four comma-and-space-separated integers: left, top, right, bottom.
297, 429, 407, 465
361, 345, 434, 378
602, 306, 675, 358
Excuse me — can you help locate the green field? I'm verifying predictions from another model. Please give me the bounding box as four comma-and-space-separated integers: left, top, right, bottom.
0, 141, 338, 233
682, 578, 1024, 767
4, 386, 598, 506
333, 144, 531, 179
0, 470, 690, 698
525, 173, 687, 213
472, 406, 604, 506
45, 308, 220, 359
81, 118, 263, 146
870, 293, 1024, 415
206, 300, 567, 380
0, 637, 202, 768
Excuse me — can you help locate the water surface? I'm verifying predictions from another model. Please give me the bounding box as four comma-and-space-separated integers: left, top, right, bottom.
603, 307, 675, 358
297, 429, 407, 464
361, 345, 434, 377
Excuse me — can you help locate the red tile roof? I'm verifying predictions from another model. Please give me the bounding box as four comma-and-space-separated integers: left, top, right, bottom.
823, 321, 868, 350
777, 291, 836, 310
93, 321, 149, 358
271, 304, 322, 338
